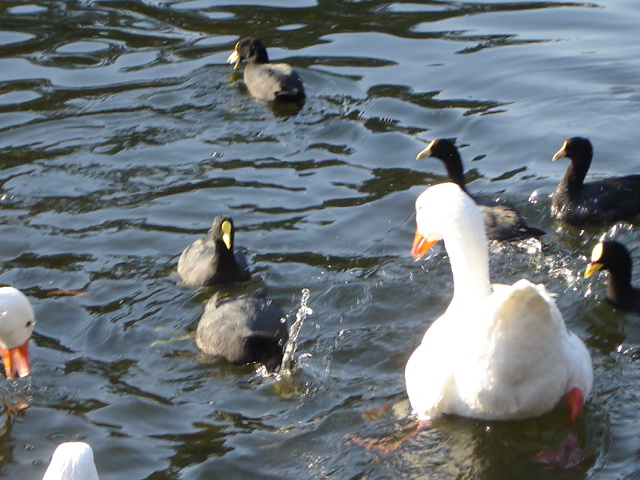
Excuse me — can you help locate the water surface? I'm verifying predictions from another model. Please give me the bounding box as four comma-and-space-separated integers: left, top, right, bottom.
0, 1, 639, 479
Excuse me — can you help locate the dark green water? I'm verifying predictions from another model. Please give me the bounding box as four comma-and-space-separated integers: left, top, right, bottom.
0, 1, 639, 478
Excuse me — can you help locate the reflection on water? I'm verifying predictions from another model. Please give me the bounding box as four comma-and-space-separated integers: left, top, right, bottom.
0, 0, 639, 479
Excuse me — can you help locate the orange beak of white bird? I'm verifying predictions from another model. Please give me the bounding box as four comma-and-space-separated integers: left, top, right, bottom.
411, 230, 438, 260
1, 339, 30, 378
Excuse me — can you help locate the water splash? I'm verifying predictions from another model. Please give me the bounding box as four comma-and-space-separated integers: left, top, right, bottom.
599, 222, 634, 242
279, 288, 312, 377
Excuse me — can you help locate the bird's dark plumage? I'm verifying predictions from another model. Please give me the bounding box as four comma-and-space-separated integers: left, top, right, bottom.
416, 139, 546, 242
177, 215, 250, 287
551, 137, 640, 225
195, 288, 288, 372
585, 241, 640, 312
227, 38, 305, 102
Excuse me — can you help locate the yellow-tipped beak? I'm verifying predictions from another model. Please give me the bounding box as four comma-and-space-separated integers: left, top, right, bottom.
1, 339, 30, 379
584, 262, 603, 279
227, 50, 241, 70
552, 142, 567, 161
411, 231, 438, 259
221, 220, 233, 250
416, 141, 435, 160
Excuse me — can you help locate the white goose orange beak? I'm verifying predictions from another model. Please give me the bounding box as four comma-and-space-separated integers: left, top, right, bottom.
411, 231, 438, 259
1, 339, 30, 378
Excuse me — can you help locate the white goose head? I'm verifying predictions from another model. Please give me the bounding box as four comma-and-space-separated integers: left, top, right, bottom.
0, 286, 35, 378
42, 442, 99, 480
411, 183, 491, 303
411, 182, 486, 258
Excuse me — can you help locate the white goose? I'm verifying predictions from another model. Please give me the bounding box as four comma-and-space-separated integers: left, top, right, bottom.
42, 442, 99, 480
406, 183, 593, 425
0, 286, 35, 378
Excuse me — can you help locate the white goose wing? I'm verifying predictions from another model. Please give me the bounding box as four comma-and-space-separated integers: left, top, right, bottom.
405, 316, 458, 419
454, 279, 593, 420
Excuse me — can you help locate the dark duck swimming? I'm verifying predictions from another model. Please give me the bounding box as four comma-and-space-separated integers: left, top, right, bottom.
585, 240, 640, 312
196, 288, 288, 372
227, 38, 305, 102
177, 215, 250, 287
551, 137, 640, 225
416, 139, 545, 242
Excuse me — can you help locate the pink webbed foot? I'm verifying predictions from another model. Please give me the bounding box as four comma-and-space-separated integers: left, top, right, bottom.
535, 432, 583, 468
535, 387, 586, 469
347, 418, 431, 453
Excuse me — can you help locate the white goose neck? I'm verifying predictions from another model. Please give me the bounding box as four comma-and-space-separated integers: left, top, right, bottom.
444, 230, 491, 308
415, 183, 492, 312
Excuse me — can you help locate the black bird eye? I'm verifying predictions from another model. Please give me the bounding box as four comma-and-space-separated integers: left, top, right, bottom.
25, 321, 32, 328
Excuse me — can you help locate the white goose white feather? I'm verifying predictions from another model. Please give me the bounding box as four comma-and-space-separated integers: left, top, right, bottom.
406, 183, 593, 421
42, 442, 99, 480
0, 286, 35, 378
0, 286, 34, 350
